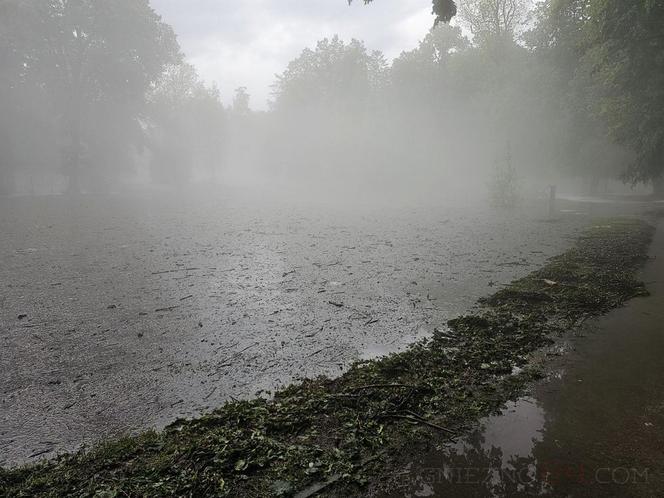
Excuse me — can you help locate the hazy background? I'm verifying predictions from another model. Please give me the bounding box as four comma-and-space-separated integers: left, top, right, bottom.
2, 0, 659, 203
151, 0, 436, 109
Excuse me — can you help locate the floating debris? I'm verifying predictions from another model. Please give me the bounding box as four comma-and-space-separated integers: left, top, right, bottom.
3, 219, 654, 497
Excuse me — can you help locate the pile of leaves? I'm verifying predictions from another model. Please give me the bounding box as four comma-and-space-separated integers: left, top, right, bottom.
1, 218, 654, 497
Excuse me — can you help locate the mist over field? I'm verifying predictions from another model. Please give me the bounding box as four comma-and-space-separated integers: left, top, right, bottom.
2, 1, 664, 496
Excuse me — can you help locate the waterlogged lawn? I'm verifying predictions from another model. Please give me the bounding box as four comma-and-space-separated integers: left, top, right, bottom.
1, 217, 654, 497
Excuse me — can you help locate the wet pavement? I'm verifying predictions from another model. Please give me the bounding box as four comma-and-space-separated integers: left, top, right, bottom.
382, 218, 664, 497
0, 191, 599, 466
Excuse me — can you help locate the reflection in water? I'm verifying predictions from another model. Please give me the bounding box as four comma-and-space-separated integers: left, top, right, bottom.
388, 350, 659, 498
383, 219, 664, 497
392, 398, 549, 498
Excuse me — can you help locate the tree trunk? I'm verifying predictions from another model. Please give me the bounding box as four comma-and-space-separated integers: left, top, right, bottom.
0, 165, 15, 195
588, 175, 600, 196
653, 176, 664, 199
65, 28, 85, 196
65, 119, 82, 195
0, 138, 16, 195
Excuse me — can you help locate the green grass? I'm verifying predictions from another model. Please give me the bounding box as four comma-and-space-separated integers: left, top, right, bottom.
0, 218, 654, 498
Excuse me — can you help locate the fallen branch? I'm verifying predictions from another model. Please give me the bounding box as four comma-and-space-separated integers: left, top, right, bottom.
380, 411, 458, 436
151, 268, 200, 275
155, 306, 179, 312
347, 383, 419, 393
203, 387, 217, 400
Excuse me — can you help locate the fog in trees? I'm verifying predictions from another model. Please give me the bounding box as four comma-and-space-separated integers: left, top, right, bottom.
2, 0, 662, 201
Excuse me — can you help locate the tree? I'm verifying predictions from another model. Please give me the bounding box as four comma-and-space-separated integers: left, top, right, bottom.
391, 24, 468, 108
232, 87, 251, 115
264, 36, 389, 192
532, 0, 664, 193
189, 84, 227, 182
3, 0, 180, 193
271, 36, 387, 114
149, 63, 227, 184
457, 0, 530, 46
0, 2, 23, 193
584, 0, 664, 192
0, 1, 59, 194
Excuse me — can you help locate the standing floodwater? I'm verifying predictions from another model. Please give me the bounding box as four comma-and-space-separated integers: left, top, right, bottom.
0, 192, 586, 466
382, 218, 664, 497
2, 1, 664, 495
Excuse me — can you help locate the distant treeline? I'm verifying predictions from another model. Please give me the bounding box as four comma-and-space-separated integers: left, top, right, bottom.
0, 0, 227, 194
1, 0, 662, 196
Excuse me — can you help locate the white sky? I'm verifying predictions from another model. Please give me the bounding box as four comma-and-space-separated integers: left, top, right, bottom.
150, 0, 437, 109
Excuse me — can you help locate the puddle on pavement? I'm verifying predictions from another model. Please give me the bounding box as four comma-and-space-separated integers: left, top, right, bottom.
383, 220, 664, 497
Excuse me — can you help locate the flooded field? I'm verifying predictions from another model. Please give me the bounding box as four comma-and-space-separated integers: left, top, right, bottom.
0, 192, 591, 465
383, 218, 664, 498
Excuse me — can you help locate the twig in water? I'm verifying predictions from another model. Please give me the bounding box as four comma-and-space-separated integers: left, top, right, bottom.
151, 268, 200, 275
381, 411, 458, 436
347, 384, 419, 393
155, 306, 180, 312
294, 474, 343, 498
28, 448, 52, 459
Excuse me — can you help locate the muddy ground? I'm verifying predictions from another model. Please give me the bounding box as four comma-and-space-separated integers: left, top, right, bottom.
0, 192, 598, 465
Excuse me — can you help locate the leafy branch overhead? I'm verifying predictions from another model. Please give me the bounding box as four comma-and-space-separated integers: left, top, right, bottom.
353, 0, 458, 24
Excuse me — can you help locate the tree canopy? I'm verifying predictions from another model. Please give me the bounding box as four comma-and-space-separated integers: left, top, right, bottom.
271, 36, 387, 114
532, 0, 664, 189
3, 0, 663, 196
0, 0, 180, 192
